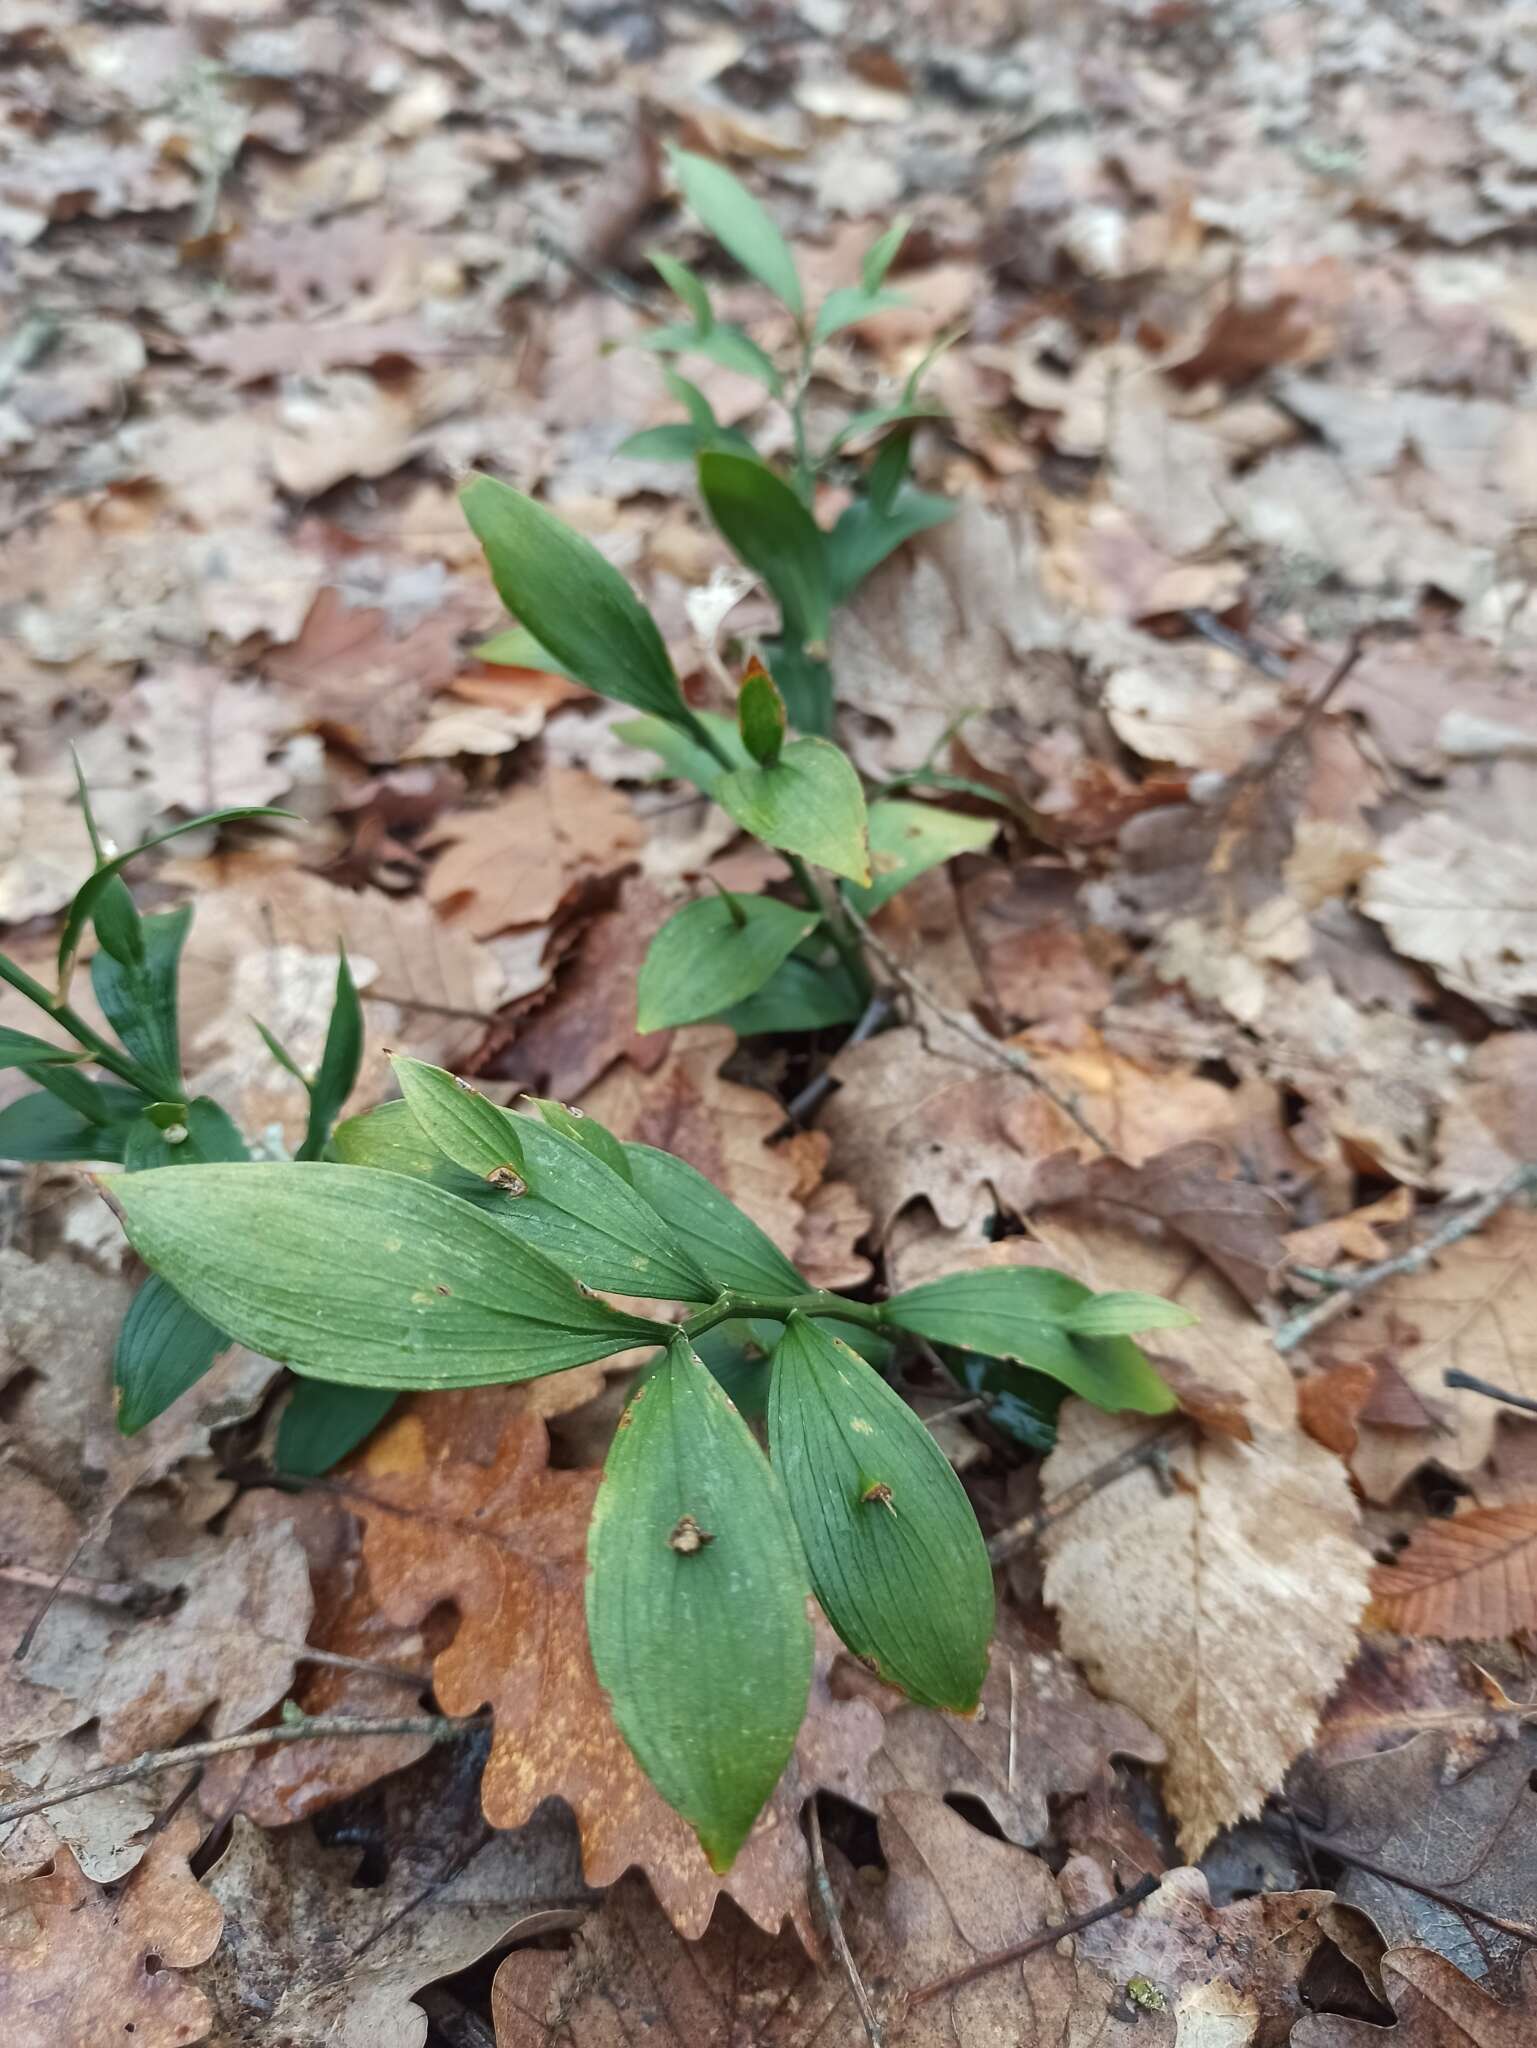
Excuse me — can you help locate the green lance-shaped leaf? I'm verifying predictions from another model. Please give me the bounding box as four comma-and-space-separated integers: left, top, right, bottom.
812, 285, 908, 345
697, 452, 831, 647
121, 1096, 249, 1173
883, 1269, 1178, 1415
101, 1163, 666, 1390
460, 475, 689, 724
0, 1086, 141, 1164
1061, 1292, 1199, 1338
297, 947, 363, 1161
847, 800, 998, 916
769, 1314, 993, 1709
719, 954, 863, 1037
0, 1026, 82, 1070
532, 1097, 632, 1182
667, 146, 803, 315
613, 711, 747, 795
624, 1143, 805, 1297
114, 1274, 230, 1436
737, 660, 786, 767
394, 1057, 716, 1302
91, 905, 192, 1098
637, 894, 819, 1032
586, 1332, 813, 1869
648, 249, 714, 330
861, 214, 910, 293
277, 1380, 396, 1477
826, 487, 953, 604
714, 738, 870, 885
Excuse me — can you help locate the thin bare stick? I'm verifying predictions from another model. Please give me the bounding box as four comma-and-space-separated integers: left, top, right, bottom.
0, 1563, 150, 1609
906, 1872, 1161, 2007
1266, 1816, 1537, 1947
1443, 1370, 1537, 1419
987, 1420, 1188, 1564
292, 1644, 429, 1685
841, 902, 1112, 1155
806, 1802, 884, 2048
0, 1711, 488, 1828
783, 992, 893, 1126
1274, 1163, 1537, 1354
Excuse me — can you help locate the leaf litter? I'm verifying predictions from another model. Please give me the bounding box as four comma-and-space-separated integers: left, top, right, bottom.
4, 0, 1537, 2039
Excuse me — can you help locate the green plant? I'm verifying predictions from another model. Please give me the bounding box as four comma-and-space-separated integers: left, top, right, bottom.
478, 146, 953, 738
461, 476, 996, 1039
97, 1052, 1192, 1867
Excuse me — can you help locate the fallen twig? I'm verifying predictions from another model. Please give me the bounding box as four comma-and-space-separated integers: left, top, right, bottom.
1274, 1162, 1537, 1355
1265, 1813, 1537, 1947
783, 991, 894, 1126
1443, 1370, 1537, 1419
0, 1710, 489, 1828
807, 1801, 884, 2048
841, 901, 1113, 1155
905, 1871, 1161, 2007
987, 1420, 1187, 1564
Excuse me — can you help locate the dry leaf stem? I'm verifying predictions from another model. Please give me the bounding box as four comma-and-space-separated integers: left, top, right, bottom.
0, 1711, 490, 1828
806, 1801, 884, 2048
1274, 1162, 1537, 1355
905, 1870, 1161, 2007
987, 1420, 1188, 1564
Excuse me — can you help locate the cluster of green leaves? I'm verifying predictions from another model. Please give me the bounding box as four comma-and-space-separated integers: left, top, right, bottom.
481, 146, 951, 737
0, 779, 379, 1472
462, 476, 995, 1041
100, 1051, 1192, 1868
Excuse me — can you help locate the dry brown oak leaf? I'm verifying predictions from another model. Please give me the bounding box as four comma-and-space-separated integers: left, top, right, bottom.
196, 1740, 590, 2048
1324, 1204, 1537, 1503
864, 1608, 1165, 1849
348, 1387, 884, 1942
0, 1811, 221, 2048
423, 768, 644, 939
1291, 1725, 1537, 2000
1368, 1502, 1537, 1640
1293, 1948, 1537, 2048
493, 1791, 1154, 2048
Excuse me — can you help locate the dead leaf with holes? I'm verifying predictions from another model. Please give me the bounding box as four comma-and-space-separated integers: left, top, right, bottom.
423, 770, 643, 938
0, 1812, 221, 2048
1367, 1502, 1537, 1640
196, 1742, 591, 2048
348, 1387, 883, 1942
1294, 1948, 1537, 2048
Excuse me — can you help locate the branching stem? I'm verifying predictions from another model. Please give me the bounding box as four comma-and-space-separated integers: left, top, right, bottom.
681, 1291, 886, 1345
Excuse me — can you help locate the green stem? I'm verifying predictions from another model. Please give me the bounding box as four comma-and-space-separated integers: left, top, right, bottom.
0, 952, 156, 1097
682, 1291, 886, 1344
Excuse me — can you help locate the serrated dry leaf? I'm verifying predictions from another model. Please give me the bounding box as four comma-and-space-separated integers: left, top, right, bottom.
0, 1812, 221, 2048
424, 770, 643, 938
1324, 1204, 1537, 1502
1367, 1502, 1537, 1640
1361, 814, 1537, 1009
1293, 1948, 1537, 2048
349, 1387, 882, 1942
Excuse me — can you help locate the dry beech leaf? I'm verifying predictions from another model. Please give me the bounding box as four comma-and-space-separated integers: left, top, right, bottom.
1325, 1204, 1537, 1503
198, 1744, 590, 2048
424, 769, 644, 938
350, 1388, 882, 1942
1293, 1947, 1537, 2048
867, 1611, 1164, 1848
0, 1812, 221, 2048
1360, 813, 1537, 1009
1061, 1857, 1329, 2047
1367, 1502, 1537, 1640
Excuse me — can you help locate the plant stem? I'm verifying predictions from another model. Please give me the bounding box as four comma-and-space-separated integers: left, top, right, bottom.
0, 951, 157, 1098
681, 1291, 886, 1345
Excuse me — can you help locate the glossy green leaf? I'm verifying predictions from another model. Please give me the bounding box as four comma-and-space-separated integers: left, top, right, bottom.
615, 423, 703, 463
614, 711, 746, 793
277, 1379, 396, 1477
91, 875, 145, 968
102, 1162, 666, 1390
625, 1143, 806, 1297
635, 321, 782, 394
297, 948, 363, 1161
826, 486, 954, 603
0, 1088, 135, 1163
395, 1058, 716, 1302
471, 624, 580, 678
812, 285, 907, 344
121, 1096, 249, 1172
334, 1099, 497, 1203
861, 215, 909, 293
58, 808, 292, 989
737, 662, 786, 766
668, 146, 803, 315
698, 452, 831, 646
532, 1097, 632, 1181
461, 475, 688, 723
0, 1026, 80, 1070
715, 738, 870, 885
883, 1270, 1177, 1415
719, 953, 863, 1036
33, 1061, 134, 1125
114, 1274, 229, 1435
637, 895, 819, 1032
648, 249, 713, 329
91, 905, 191, 1097
1062, 1292, 1199, 1337
587, 1332, 812, 1868
847, 799, 998, 915
769, 1314, 993, 1710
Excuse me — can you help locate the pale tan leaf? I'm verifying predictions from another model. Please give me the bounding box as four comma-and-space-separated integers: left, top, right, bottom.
1361, 813, 1537, 1008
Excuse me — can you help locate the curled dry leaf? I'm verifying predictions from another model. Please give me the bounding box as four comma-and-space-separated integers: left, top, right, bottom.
1293, 1948, 1537, 2048
0, 1812, 221, 2048
349, 1387, 882, 1942
1367, 1502, 1537, 1640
